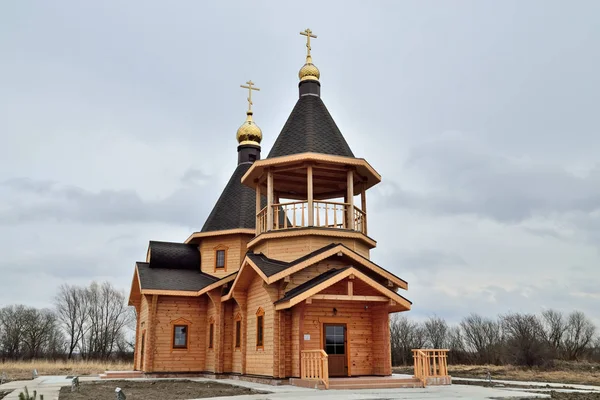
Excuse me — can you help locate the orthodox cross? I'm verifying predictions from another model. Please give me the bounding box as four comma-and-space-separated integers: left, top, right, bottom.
240, 80, 260, 112
300, 28, 317, 56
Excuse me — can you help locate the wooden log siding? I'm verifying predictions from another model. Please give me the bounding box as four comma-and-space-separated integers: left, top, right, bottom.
250, 236, 370, 262
137, 295, 149, 370
205, 298, 217, 372
152, 296, 207, 372
371, 305, 392, 375
232, 303, 243, 374
223, 302, 234, 373
245, 275, 275, 376
200, 235, 251, 278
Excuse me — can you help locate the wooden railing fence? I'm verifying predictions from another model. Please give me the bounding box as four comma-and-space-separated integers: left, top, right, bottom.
412, 349, 449, 387
300, 349, 329, 389
256, 200, 367, 235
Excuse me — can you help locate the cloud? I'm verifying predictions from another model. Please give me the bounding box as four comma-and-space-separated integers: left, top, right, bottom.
378, 133, 600, 224
0, 172, 215, 228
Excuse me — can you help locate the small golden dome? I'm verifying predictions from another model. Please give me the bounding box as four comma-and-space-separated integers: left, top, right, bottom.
236, 111, 262, 146
299, 55, 320, 82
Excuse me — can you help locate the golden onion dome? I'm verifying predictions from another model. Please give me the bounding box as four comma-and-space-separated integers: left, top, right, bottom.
236, 111, 262, 146
299, 55, 320, 82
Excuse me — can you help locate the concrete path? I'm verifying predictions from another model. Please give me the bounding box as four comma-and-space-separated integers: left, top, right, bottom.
0, 375, 552, 400
0, 376, 97, 400
453, 376, 600, 392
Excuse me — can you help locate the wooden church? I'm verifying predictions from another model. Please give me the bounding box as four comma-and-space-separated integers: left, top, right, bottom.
127, 29, 416, 387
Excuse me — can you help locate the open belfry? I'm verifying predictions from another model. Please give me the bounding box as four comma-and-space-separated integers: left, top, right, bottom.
128, 29, 414, 387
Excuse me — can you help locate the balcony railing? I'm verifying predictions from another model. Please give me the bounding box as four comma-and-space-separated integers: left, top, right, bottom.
256, 200, 367, 235
412, 349, 449, 387
301, 349, 329, 389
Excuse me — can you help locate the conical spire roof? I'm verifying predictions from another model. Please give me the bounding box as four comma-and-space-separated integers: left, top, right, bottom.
267, 29, 355, 159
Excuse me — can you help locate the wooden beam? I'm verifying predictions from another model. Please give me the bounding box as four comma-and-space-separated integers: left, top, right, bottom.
307, 165, 314, 226
311, 294, 389, 302
361, 185, 367, 235
255, 184, 261, 235
347, 169, 354, 229
267, 169, 273, 231
348, 280, 353, 296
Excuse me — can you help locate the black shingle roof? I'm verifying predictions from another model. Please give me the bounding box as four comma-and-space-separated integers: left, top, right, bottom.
274, 267, 350, 304
137, 262, 218, 291
201, 162, 266, 233
148, 241, 200, 270
247, 253, 289, 277
248, 243, 340, 277
267, 95, 355, 159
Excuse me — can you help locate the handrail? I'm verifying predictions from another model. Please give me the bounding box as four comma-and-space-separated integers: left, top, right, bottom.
256, 199, 367, 236
412, 349, 450, 387
301, 349, 329, 389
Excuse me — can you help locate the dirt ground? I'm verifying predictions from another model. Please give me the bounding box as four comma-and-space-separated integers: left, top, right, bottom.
58, 379, 264, 400
393, 362, 600, 386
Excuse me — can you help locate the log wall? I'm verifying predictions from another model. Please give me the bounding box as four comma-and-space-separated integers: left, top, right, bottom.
152, 296, 208, 372
200, 234, 251, 278
251, 236, 370, 262
245, 275, 275, 376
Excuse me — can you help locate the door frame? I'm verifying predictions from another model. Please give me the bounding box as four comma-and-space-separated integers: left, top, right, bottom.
319, 317, 351, 376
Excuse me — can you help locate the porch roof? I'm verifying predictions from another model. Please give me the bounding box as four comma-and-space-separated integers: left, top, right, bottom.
273, 266, 412, 311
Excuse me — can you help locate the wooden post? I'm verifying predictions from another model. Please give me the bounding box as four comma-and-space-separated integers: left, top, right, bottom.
360, 184, 367, 235
146, 295, 158, 372
307, 165, 314, 226
347, 170, 354, 230
267, 169, 274, 231
255, 184, 261, 234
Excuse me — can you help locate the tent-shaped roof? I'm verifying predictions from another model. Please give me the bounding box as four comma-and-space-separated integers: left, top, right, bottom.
202, 162, 265, 232
267, 95, 355, 159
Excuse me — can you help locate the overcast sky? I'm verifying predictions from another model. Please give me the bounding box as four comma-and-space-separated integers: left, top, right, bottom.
1, 1, 599, 326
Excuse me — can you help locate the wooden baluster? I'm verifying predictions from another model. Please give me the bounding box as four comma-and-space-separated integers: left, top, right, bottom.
316, 203, 320, 226
325, 203, 329, 226
293, 203, 296, 227
333, 203, 337, 227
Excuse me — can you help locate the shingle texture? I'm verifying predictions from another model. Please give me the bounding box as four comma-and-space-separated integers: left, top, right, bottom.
137, 262, 218, 291
267, 95, 355, 159
274, 267, 350, 304
247, 253, 289, 277
148, 241, 200, 270
201, 162, 266, 232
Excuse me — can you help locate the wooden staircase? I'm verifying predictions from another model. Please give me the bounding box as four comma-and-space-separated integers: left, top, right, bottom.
327, 376, 423, 390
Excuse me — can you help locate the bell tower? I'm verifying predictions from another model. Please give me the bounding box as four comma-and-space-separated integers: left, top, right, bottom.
241, 29, 381, 260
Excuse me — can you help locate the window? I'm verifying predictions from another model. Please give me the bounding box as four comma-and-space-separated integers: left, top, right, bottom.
256, 308, 264, 349
173, 325, 188, 349
216, 250, 226, 269
209, 322, 214, 349
235, 320, 241, 349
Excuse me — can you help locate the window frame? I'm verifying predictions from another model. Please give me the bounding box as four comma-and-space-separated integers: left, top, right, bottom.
256, 308, 265, 349
172, 324, 188, 349
213, 245, 229, 272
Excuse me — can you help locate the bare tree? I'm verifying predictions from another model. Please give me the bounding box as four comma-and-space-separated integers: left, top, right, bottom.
542, 309, 566, 357
55, 284, 89, 359
460, 313, 503, 364
501, 312, 550, 367
81, 282, 134, 360
563, 311, 596, 360
390, 315, 427, 366
424, 316, 448, 349
0, 305, 28, 359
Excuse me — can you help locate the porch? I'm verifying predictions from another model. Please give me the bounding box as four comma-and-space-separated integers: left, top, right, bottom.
293, 349, 450, 390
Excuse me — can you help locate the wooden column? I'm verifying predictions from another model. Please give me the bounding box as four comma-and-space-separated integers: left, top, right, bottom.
255, 183, 261, 235
146, 295, 158, 372
307, 165, 314, 226
361, 183, 367, 235
346, 170, 354, 230
133, 306, 140, 370
234, 292, 248, 375
267, 169, 274, 231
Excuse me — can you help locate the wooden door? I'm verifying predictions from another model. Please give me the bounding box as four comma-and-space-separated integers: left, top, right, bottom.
323, 324, 347, 377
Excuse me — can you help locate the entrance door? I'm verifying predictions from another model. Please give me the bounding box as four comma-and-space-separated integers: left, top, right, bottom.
324, 324, 347, 377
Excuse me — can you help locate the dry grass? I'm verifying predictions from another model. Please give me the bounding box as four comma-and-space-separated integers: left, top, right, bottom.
393, 362, 600, 386
0, 360, 132, 381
